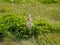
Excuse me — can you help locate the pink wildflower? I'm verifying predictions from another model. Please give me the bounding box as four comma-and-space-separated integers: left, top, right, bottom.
26, 14, 32, 29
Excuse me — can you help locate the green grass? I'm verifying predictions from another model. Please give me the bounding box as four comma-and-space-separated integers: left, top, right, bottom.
0, 0, 60, 45
0, 2, 60, 22
1, 33, 60, 45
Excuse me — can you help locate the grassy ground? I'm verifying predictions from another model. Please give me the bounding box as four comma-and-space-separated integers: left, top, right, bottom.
0, 3, 60, 22
0, 0, 60, 45
1, 33, 60, 45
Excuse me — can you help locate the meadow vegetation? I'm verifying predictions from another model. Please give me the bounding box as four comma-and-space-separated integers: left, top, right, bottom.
0, 0, 60, 45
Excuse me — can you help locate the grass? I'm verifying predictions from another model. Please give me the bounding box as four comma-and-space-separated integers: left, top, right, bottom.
0, 0, 60, 45
1, 33, 60, 45
0, 3, 60, 22
37, 33, 60, 45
